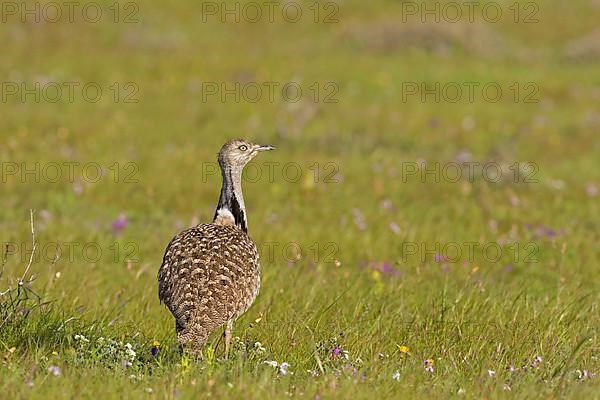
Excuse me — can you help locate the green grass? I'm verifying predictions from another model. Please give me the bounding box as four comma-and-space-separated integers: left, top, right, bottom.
1, 0, 599, 398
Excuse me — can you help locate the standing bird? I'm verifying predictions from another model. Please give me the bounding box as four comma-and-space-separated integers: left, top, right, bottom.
158, 139, 274, 357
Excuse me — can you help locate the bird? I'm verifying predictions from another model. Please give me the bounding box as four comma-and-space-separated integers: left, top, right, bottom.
158, 139, 274, 357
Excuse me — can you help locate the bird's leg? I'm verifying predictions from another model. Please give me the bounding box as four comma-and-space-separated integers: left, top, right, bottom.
224, 319, 233, 359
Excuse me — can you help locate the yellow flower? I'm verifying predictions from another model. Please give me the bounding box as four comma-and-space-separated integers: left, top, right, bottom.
152, 340, 161, 347
52, 351, 59, 356
397, 345, 411, 355
371, 270, 381, 282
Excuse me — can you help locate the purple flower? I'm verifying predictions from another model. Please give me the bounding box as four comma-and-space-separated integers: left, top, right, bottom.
389, 222, 401, 235
527, 224, 561, 239
424, 359, 434, 373
351, 208, 367, 231
331, 346, 342, 359
151, 346, 159, 357
365, 261, 401, 277
73, 181, 83, 196
381, 262, 394, 274
47, 365, 61, 377
111, 213, 128, 234
380, 199, 393, 211
455, 150, 472, 163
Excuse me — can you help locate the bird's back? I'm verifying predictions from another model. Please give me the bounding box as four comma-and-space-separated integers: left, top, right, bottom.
158, 223, 260, 337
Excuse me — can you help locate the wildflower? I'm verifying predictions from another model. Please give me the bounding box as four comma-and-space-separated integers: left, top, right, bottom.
397, 345, 411, 355
531, 356, 542, 368
124, 343, 136, 361
381, 262, 397, 276
111, 213, 128, 235
487, 370, 496, 378
575, 369, 595, 381
392, 371, 400, 381
73, 334, 89, 343
151, 340, 160, 357
380, 199, 393, 211
279, 362, 290, 376
264, 360, 278, 368
351, 208, 366, 231
507, 364, 516, 373
331, 346, 342, 359
73, 181, 83, 196
389, 222, 401, 235
424, 359, 434, 373
39, 210, 51, 221
254, 342, 266, 353
47, 365, 61, 377
122, 359, 132, 369
455, 150, 472, 163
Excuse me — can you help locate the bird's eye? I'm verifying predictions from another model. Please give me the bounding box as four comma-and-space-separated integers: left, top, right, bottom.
239, 145, 248, 151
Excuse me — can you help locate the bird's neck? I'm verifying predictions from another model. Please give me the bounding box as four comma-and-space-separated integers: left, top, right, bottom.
213, 164, 247, 232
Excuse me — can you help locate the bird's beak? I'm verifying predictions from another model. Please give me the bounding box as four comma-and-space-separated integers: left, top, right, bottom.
257, 144, 275, 151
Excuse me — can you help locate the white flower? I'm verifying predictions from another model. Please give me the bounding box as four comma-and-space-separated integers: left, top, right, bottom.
488, 370, 496, 377
264, 360, 278, 368
576, 369, 596, 381
392, 371, 400, 381
278, 362, 290, 376
531, 356, 542, 368
47, 365, 61, 376
73, 334, 89, 343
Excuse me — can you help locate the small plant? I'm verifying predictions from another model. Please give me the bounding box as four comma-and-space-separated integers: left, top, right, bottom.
0, 210, 55, 331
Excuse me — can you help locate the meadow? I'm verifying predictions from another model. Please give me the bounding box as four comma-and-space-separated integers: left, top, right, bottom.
0, 0, 599, 398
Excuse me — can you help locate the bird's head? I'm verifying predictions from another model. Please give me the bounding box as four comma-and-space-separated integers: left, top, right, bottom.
217, 139, 275, 170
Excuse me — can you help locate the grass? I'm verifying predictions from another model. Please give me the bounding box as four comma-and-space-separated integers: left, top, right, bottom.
1, 0, 599, 398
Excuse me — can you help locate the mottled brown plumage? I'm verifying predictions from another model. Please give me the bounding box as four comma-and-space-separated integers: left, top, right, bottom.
158, 139, 274, 356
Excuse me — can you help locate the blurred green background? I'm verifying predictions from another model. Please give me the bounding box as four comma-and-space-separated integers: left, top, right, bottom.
1, 0, 599, 398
